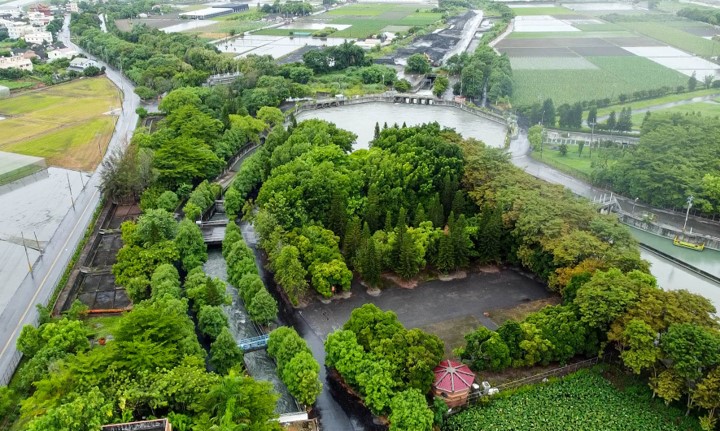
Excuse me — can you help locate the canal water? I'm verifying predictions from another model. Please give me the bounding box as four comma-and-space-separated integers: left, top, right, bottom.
629, 227, 720, 308
296, 102, 508, 151
240, 220, 367, 430
203, 248, 298, 414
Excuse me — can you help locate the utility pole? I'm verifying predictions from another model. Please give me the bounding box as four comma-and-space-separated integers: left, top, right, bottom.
66, 172, 75, 211
34, 231, 42, 255
632, 197, 638, 215
588, 121, 596, 159
21, 232, 32, 276
683, 195, 693, 231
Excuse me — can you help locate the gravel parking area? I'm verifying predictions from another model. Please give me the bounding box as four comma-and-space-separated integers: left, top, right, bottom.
298, 269, 552, 346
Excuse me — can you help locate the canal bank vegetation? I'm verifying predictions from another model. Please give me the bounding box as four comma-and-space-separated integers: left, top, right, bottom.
593, 114, 720, 217
268, 327, 322, 408
325, 304, 442, 427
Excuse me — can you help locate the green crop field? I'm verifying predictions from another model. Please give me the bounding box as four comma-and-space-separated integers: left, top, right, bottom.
444, 370, 701, 431
621, 22, 720, 56
512, 56, 687, 106
0, 77, 120, 171
510, 6, 575, 16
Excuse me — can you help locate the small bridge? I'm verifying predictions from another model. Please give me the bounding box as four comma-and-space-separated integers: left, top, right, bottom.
198, 218, 227, 245
238, 334, 269, 352
593, 193, 620, 214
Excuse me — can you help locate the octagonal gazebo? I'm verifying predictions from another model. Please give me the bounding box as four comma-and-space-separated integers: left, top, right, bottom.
432, 359, 475, 407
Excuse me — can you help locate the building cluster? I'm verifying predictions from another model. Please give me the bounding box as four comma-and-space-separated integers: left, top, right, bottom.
0, 3, 84, 73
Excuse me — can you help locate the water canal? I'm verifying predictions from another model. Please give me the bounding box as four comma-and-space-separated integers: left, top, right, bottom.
203, 247, 298, 414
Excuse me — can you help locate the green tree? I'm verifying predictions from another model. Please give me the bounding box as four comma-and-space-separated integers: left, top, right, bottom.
199, 305, 230, 340
435, 233, 455, 273
358, 237, 381, 287
389, 389, 434, 431
202, 372, 280, 431
694, 367, 720, 428
661, 323, 720, 381
135, 209, 178, 245
273, 245, 308, 304
405, 53, 431, 74
281, 351, 322, 407
26, 387, 114, 431
176, 218, 207, 272
619, 319, 660, 374
256, 106, 284, 127
247, 288, 278, 325
689, 71, 698, 91
210, 328, 245, 375
433, 75, 449, 97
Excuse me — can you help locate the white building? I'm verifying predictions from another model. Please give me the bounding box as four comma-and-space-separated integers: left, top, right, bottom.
0, 54, 33, 71
66, 2, 79, 13
47, 47, 78, 61
0, 20, 36, 39
68, 57, 99, 72
28, 12, 52, 27
24, 31, 52, 45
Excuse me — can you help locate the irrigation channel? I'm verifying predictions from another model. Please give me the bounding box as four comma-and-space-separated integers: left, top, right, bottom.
202, 212, 299, 415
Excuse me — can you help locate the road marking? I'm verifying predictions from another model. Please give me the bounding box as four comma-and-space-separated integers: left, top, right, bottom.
0, 187, 100, 359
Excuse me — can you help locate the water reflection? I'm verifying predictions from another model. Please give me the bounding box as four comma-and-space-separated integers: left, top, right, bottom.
296, 102, 508, 151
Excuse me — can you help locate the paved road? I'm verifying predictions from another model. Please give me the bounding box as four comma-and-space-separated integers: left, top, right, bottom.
0, 15, 140, 385
595, 93, 720, 123
508, 131, 720, 238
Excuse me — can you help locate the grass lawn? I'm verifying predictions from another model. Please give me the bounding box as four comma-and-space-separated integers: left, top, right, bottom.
632, 101, 720, 124
308, 3, 442, 38
530, 143, 622, 180
87, 315, 124, 339
507, 30, 633, 39
512, 56, 687, 106
594, 88, 720, 118
510, 6, 575, 16
621, 21, 720, 56
182, 10, 266, 38
0, 77, 120, 171
0, 79, 36, 90
445, 369, 701, 431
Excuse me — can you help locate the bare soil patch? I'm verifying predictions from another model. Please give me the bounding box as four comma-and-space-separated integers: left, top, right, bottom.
486, 296, 561, 325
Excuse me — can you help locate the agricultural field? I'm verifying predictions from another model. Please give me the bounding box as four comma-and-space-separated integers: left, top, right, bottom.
444, 370, 701, 431
0, 77, 120, 171
500, 5, 720, 107
180, 10, 267, 40
255, 3, 442, 39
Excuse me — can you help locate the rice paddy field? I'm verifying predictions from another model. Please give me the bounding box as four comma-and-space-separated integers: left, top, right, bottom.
254, 3, 442, 39
0, 77, 120, 171
500, 4, 720, 107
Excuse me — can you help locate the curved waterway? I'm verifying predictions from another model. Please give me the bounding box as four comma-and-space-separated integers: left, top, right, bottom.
296, 102, 508, 151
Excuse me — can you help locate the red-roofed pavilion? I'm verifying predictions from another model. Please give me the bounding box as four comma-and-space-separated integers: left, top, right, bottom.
432, 359, 475, 407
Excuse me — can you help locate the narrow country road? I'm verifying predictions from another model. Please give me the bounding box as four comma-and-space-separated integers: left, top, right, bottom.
594, 93, 720, 123
0, 15, 140, 385
508, 131, 720, 238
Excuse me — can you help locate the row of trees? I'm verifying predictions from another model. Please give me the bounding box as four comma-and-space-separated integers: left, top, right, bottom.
267, 327, 322, 407
223, 221, 278, 325
325, 304, 442, 430
446, 45, 513, 103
